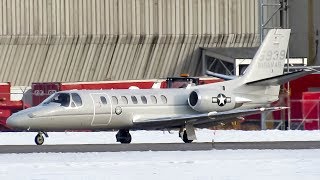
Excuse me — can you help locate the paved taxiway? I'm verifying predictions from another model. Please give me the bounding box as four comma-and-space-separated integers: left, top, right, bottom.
1, 141, 320, 153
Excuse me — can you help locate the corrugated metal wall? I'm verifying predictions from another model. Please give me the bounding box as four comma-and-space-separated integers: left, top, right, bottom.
0, 0, 260, 85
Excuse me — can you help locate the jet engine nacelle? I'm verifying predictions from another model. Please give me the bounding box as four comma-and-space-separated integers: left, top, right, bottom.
188, 89, 237, 113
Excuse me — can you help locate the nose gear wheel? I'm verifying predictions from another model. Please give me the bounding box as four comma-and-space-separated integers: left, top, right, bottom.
35, 134, 44, 145
34, 131, 48, 145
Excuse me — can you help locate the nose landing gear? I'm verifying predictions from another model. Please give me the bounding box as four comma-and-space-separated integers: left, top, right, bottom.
116, 129, 132, 144
35, 131, 48, 145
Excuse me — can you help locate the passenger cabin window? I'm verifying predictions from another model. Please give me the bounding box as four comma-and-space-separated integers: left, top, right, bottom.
112, 96, 118, 105
131, 96, 138, 104
150, 95, 157, 104
71, 93, 83, 106
141, 96, 147, 104
160, 95, 167, 104
43, 93, 70, 107
121, 96, 128, 104
100, 96, 107, 104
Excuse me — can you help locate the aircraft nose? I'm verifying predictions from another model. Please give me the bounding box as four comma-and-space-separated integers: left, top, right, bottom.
6, 114, 28, 130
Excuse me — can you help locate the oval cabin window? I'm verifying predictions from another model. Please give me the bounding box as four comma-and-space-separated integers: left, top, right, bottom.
121, 96, 128, 104
112, 96, 118, 105
131, 96, 138, 104
160, 95, 167, 104
150, 95, 157, 104
141, 96, 147, 104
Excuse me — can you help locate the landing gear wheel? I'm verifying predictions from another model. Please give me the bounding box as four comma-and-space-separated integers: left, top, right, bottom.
182, 130, 193, 143
116, 129, 132, 144
34, 132, 48, 145
35, 134, 44, 145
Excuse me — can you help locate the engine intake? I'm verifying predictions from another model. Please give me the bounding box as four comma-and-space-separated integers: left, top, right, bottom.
189, 91, 198, 106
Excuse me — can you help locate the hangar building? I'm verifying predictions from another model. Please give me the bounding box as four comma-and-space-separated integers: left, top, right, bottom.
0, 0, 319, 85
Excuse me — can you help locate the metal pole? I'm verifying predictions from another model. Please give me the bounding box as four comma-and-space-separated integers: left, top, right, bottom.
261, 112, 267, 130
259, 0, 264, 42
280, 0, 284, 28
259, 0, 266, 130
286, 0, 291, 130
308, 0, 315, 65
201, 49, 206, 76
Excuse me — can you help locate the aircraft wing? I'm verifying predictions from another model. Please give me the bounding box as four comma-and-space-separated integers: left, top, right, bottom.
132, 107, 287, 129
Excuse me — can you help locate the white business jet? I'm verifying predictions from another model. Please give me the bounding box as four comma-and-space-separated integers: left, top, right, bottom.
7, 29, 312, 145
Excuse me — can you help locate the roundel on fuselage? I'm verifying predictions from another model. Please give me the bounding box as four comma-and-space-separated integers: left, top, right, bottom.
212, 93, 231, 107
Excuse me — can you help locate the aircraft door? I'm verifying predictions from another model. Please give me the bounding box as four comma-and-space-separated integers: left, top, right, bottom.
90, 93, 112, 126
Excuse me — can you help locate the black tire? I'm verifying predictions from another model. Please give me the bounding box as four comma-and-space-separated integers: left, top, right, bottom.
182, 131, 193, 143
120, 134, 132, 144
35, 134, 44, 145
116, 130, 132, 144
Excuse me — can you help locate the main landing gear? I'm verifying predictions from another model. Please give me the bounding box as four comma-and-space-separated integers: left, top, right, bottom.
35, 131, 48, 145
179, 124, 197, 143
116, 129, 132, 144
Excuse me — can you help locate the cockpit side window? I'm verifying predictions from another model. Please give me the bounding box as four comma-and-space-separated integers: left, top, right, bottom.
71, 93, 83, 106
49, 93, 70, 107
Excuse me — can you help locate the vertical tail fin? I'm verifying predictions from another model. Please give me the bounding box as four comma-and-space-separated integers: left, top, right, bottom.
242, 29, 291, 83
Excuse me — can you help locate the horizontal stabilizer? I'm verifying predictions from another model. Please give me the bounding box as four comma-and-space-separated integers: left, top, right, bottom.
287, 65, 320, 71
246, 70, 314, 86
206, 70, 235, 80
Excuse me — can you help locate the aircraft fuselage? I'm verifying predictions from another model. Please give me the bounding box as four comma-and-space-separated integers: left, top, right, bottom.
9, 88, 197, 131
8, 84, 273, 132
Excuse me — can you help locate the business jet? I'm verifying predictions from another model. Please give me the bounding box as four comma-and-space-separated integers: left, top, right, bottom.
6, 29, 312, 145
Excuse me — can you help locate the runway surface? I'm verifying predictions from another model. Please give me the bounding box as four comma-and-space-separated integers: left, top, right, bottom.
1, 141, 320, 153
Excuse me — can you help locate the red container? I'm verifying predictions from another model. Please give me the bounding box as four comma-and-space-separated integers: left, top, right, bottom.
0, 83, 26, 131
302, 92, 320, 130
0, 83, 11, 101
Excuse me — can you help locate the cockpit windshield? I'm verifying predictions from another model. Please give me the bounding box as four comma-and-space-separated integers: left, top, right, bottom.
42, 93, 71, 107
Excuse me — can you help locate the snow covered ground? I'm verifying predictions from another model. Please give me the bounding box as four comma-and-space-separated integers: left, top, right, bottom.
1, 150, 320, 180
1, 130, 320, 180
1, 129, 320, 145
